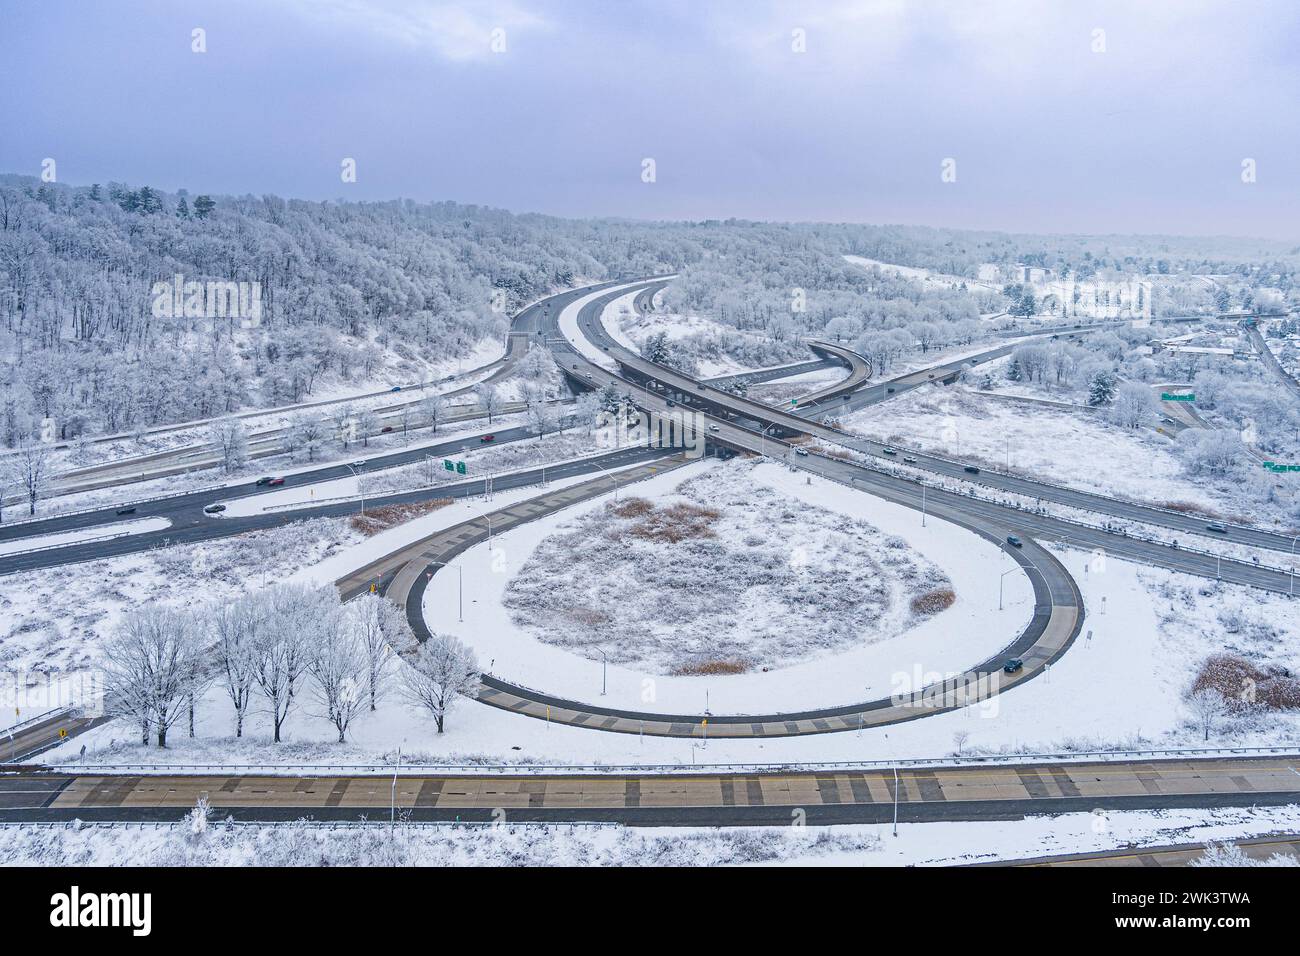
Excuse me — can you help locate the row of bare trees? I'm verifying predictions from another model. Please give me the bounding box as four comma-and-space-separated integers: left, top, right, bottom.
103, 584, 480, 746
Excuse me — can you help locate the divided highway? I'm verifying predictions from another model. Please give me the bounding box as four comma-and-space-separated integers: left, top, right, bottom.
3, 755, 1298, 826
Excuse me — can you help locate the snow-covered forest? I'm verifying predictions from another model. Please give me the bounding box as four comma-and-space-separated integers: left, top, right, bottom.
6, 172, 1300, 450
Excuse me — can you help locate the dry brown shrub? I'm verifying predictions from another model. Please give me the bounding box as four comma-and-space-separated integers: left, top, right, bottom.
911, 588, 956, 615
610, 497, 653, 518
626, 501, 720, 543
1158, 500, 1224, 519
349, 499, 453, 536
1191, 653, 1300, 711
672, 659, 749, 676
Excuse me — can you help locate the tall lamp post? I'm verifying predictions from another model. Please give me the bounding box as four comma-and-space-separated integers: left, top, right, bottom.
345, 464, 366, 516
428, 561, 464, 623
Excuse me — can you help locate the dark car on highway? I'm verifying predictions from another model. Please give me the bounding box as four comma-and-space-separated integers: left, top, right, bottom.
390, 386, 402, 392
204, 504, 226, 515
381, 425, 394, 433
115, 507, 136, 516
1003, 659, 1024, 673
1205, 523, 1228, 534
1006, 535, 1023, 548
255, 476, 275, 486
964, 465, 980, 474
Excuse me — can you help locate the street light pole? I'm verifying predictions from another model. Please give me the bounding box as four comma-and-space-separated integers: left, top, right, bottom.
892, 766, 900, 837
999, 568, 1016, 610
599, 649, 608, 696
345, 464, 366, 516
390, 746, 402, 832
589, 459, 622, 502
429, 561, 464, 622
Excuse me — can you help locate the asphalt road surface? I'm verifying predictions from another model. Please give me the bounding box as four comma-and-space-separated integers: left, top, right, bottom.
559, 280, 1300, 586
3, 756, 1297, 825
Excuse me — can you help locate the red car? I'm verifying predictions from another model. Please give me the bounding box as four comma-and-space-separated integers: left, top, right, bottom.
268, 477, 285, 487
480, 434, 495, 443
381, 425, 394, 433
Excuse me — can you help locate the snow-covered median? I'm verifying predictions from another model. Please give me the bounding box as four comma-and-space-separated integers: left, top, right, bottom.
0, 517, 171, 557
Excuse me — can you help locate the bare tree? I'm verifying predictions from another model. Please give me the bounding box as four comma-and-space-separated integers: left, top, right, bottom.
1110, 382, 1157, 429
6, 440, 50, 516
207, 416, 248, 474
420, 391, 445, 434
283, 413, 327, 462
1187, 687, 1225, 742
211, 600, 259, 737
403, 633, 480, 733
475, 383, 502, 425
102, 606, 205, 748
349, 592, 415, 711
252, 584, 332, 742
309, 608, 368, 743
330, 403, 355, 450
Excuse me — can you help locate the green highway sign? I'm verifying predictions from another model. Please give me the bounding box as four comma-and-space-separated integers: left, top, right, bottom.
1160, 393, 1195, 402
1263, 462, 1300, 473
456, 461, 466, 474
443, 459, 455, 471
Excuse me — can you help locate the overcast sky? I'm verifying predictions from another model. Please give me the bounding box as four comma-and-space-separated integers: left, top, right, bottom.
3, 0, 1298, 239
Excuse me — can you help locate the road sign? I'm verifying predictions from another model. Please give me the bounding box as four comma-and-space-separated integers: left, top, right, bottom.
58, 728, 67, 739
443, 459, 455, 471
1160, 393, 1195, 402
1263, 462, 1300, 473
456, 461, 467, 475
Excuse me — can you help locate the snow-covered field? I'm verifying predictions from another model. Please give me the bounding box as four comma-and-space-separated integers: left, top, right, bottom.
502, 461, 952, 676
1, 805, 1295, 867
0, 518, 358, 679
842, 383, 1234, 515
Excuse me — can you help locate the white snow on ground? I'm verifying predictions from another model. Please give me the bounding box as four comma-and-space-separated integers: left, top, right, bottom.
842, 383, 1229, 514
0, 517, 171, 557
288, 458, 655, 589
0, 518, 359, 679
26, 447, 1300, 770
502, 461, 954, 675
20, 337, 509, 478
428, 458, 1034, 714
1, 411, 532, 528
1, 805, 1296, 867
843, 254, 999, 294
559, 282, 644, 371
599, 290, 645, 353
747, 368, 847, 405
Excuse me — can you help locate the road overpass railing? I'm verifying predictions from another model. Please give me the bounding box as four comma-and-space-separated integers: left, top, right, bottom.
23, 745, 1300, 778
0, 819, 618, 831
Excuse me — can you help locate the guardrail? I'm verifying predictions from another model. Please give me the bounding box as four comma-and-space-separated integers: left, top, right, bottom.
0, 819, 618, 831
0, 523, 170, 560
2, 706, 76, 739
23, 745, 1300, 778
